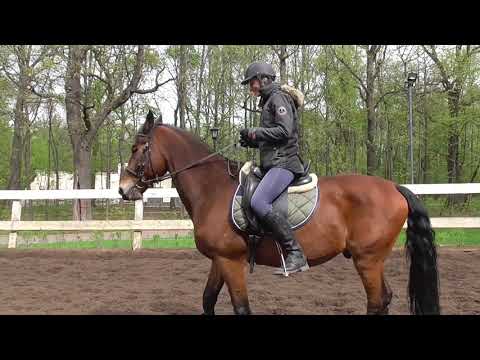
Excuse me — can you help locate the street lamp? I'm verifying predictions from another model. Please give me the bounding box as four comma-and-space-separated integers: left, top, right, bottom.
210, 127, 219, 151
406, 72, 417, 184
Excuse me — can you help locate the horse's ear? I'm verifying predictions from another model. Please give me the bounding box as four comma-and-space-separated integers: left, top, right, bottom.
143, 110, 155, 134
155, 113, 163, 126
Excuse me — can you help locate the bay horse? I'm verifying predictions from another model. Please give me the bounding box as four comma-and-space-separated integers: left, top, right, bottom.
118, 111, 440, 315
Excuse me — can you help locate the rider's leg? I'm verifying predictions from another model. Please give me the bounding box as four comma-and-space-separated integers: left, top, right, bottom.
250, 167, 294, 218
250, 167, 309, 274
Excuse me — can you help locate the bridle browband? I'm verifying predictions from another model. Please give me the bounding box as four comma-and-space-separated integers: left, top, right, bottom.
125, 131, 239, 192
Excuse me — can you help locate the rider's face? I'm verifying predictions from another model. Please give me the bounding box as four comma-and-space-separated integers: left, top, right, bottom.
249, 79, 261, 97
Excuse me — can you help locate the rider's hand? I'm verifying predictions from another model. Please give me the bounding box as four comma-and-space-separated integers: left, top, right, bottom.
240, 138, 251, 147
240, 128, 250, 141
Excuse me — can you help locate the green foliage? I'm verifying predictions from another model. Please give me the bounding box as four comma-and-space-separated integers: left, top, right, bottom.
2, 45, 480, 193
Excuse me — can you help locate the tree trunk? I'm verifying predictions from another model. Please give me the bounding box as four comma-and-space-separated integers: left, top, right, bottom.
446, 90, 465, 206
298, 45, 307, 156
117, 106, 127, 175
8, 97, 24, 189
23, 123, 32, 189
106, 119, 112, 189
366, 46, 378, 175
65, 45, 91, 220
7, 72, 28, 190
447, 91, 461, 183
195, 45, 207, 135
422, 73, 429, 184
72, 141, 93, 220
279, 46, 287, 84
178, 45, 187, 129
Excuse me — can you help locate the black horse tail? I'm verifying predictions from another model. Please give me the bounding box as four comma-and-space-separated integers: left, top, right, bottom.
395, 184, 440, 315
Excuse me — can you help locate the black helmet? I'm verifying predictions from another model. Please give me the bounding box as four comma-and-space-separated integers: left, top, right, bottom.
241, 62, 276, 85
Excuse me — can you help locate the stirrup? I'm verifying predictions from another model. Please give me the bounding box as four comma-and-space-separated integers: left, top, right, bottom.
273, 262, 309, 276
272, 241, 309, 276
273, 240, 289, 277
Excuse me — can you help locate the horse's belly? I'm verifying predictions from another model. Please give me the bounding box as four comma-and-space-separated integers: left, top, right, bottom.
254, 238, 342, 268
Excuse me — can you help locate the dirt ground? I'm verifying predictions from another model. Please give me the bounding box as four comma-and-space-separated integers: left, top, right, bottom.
0, 247, 479, 315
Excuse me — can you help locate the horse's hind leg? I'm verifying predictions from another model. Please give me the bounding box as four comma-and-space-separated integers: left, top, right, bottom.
354, 258, 392, 315
382, 277, 393, 314
202, 258, 224, 315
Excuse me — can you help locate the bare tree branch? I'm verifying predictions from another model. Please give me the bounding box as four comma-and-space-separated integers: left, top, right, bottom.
88, 45, 146, 141
30, 46, 51, 68
240, 104, 261, 114
86, 72, 113, 94
132, 70, 174, 94
356, 85, 367, 103
374, 89, 403, 109
331, 46, 367, 93
422, 45, 452, 89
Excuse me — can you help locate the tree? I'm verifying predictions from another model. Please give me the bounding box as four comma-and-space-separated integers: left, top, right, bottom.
64, 45, 170, 220
422, 46, 480, 185
332, 45, 405, 175
0, 45, 53, 189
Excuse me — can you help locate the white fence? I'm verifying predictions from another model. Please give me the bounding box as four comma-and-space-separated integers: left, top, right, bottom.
1, 184, 480, 250
0, 188, 192, 250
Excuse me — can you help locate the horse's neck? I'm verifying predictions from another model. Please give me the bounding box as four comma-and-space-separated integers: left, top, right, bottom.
165, 134, 235, 222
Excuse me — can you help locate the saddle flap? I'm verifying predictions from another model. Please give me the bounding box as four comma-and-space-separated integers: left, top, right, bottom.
239, 161, 253, 186
241, 173, 263, 234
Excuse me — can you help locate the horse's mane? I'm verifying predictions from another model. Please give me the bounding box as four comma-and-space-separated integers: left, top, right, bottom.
153, 124, 244, 179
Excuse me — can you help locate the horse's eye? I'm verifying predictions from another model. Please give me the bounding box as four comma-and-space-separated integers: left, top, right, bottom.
131, 145, 137, 153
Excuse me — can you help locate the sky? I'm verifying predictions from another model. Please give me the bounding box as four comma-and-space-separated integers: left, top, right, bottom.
151, 45, 176, 125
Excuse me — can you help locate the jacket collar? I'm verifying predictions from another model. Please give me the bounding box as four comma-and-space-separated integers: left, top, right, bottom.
258, 82, 280, 108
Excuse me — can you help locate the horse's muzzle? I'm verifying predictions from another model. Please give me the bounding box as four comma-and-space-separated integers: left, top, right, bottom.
118, 186, 142, 201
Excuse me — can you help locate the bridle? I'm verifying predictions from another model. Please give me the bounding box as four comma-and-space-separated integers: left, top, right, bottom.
124, 131, 239, 192
124, 133, 156, 191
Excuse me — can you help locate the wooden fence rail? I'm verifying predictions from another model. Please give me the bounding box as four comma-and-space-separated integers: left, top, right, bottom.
1, 184, 479, 250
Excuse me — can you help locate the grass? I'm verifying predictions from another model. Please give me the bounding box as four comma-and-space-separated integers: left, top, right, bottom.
0, 202, 187, 221
13, 235, 196, 250
395, 229, 480, 247
1, 229, 480, 250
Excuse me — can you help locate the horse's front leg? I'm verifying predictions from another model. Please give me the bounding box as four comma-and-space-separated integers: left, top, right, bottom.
202, 258, 224, 315
217, 256, 251, 315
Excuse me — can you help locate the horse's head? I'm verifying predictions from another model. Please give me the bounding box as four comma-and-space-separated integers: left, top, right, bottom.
118, 110, 167, 201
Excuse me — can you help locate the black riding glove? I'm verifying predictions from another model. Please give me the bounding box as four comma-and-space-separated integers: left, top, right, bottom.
240, 128, 250, 141
239, 138, 249, 147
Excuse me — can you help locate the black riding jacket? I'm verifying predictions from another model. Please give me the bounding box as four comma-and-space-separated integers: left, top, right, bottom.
249, 83, 304, 176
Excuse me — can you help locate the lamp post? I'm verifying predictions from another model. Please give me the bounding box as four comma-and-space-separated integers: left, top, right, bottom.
406, 72, 417, 184
210, 127, 219, 151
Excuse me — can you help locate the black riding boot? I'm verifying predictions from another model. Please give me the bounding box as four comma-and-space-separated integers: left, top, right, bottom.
261, 209, 309, 275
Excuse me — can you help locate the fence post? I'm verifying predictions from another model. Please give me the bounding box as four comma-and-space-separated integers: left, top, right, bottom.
8, 200, 22, 249
132, 199, 143, 250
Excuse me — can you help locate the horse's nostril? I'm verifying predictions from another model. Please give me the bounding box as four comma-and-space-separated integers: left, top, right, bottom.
119, 188, 124, 196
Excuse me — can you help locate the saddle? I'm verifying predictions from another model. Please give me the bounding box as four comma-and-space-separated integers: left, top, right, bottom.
239, 161, 316, 235
231, 161, 319, 273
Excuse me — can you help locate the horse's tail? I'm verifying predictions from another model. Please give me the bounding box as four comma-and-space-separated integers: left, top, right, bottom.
395, 184, 440, 315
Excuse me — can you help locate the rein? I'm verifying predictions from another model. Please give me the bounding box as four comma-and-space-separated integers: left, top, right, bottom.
125, 132, 239, 190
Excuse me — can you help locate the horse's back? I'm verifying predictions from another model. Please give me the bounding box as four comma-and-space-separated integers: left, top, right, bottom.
316, 173, 401, 202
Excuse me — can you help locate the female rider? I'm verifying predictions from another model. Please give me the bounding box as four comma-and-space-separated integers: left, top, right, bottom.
240, 62, 309, 275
